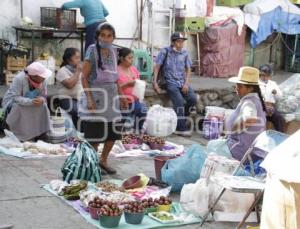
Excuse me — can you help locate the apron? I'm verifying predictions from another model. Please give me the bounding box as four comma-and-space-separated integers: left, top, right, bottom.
6, 103, 50, 141
79, 45, 121, 122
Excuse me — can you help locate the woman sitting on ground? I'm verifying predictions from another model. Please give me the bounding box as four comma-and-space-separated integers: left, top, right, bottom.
207, 66, 267, 161
117, 47, 147, 133
2, 62, 52, 142
56, 48, 83, 128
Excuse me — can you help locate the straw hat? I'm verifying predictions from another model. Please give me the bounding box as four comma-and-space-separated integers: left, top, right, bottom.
228, 66, 259, 85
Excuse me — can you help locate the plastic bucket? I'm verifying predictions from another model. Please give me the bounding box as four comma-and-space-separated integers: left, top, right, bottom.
99, 214, 122, 228
124, 211, 145, 224
154, 156, 175, 180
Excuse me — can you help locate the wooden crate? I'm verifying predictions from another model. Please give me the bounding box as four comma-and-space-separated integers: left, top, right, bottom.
6, 55, 27, 71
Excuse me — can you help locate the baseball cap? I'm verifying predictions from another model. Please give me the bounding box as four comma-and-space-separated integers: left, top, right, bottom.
171, 32, 187, 42
25, 62, 52, 79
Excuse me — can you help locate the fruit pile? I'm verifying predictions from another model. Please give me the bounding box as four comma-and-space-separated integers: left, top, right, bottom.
121, 134, 140, 144
124, 201, 145, 213
142, 135, 165, 145
154, 196, 172, 205
142, 196, 172, 208
89, 197, 122, 217
141, 197, 159, 209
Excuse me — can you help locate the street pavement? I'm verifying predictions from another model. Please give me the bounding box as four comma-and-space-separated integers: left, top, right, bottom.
0, 134, 242, 229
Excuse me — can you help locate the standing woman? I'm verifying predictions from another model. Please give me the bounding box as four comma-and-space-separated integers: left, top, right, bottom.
207, 67, 267, 161
61, 0, 109, 51
56, 48, 83, 128
2, 62, 52, 141
79, 23, 123, 174
117, 47, 147, 133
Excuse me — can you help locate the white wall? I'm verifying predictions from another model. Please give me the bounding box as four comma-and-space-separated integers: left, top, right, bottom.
0, 0, 191, 60
0, 0, 21, 41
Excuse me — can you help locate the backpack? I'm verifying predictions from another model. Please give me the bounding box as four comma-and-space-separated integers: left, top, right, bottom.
61, 141, 102, 183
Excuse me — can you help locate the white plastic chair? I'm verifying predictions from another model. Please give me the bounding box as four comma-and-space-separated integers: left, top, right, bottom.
200, 130, 289, 229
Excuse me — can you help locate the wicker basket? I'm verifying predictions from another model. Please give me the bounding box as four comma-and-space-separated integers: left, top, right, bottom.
40, 7, 76, 30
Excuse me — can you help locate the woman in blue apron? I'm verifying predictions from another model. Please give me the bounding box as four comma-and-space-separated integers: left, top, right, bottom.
207, 66, 267, 161
79, 23, 125, 174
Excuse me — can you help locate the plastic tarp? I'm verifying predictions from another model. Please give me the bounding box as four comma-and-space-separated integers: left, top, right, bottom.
244, 0, 300, 48
200, 22, 246, 78
161, 144, 207, 192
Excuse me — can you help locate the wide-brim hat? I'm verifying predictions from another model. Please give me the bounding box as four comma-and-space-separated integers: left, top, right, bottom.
25, 62, 52, 79
228, 66, 259, 85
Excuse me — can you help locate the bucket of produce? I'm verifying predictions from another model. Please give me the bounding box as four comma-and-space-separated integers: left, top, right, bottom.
88, 197, 104, 220
98, 202, 123, 228
124, 201, 145, 224
154, 156, 175, 180
156, 196, 172, 212
141, 198, 158, 214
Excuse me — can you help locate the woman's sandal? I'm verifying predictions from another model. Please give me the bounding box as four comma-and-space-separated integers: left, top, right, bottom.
100, 163, 117, 174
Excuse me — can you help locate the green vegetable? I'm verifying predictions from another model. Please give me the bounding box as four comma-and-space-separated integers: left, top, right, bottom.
152, 213, 174, 221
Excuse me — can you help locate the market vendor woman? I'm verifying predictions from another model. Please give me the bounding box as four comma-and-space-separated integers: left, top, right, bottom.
207, 66, 267, 161
79, 23, 123, 174
2, 62, 52, 141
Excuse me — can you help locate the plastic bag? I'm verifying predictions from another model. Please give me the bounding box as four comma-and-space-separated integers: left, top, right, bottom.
144, 105, 177, 137
132, 79, 146, 102
277, 73, 300, 113
161, 144, 207, 192
61, 141, 102, 183
180, 178, 209, 216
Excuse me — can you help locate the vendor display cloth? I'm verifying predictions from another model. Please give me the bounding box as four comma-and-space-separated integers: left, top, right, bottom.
42, 181, 201, 229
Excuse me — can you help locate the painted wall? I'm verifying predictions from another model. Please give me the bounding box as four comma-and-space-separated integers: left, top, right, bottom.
0, 0, 173, 58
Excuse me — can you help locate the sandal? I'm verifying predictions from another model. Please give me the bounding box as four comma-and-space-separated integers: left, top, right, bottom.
100, 163, 117, 174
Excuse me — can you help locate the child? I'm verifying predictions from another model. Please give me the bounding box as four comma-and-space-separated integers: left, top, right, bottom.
259, 64, 285, 132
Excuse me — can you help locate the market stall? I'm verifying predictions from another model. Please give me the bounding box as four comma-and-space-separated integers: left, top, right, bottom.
42, 178, 202, 229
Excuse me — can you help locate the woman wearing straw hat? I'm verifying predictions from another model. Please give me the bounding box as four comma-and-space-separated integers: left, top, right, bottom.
207, 66, 267, 161
2, 62, 52, 142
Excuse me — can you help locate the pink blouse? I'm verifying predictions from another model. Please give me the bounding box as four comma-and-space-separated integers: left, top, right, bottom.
117, 66, 140, 103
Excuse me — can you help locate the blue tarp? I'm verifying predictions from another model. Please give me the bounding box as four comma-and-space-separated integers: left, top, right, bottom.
251, 6, 300, 48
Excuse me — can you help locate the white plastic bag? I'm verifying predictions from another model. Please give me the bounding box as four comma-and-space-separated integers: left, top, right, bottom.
132, 79, 146, 102
180, 178, 209, 217
144, 105, 177, 137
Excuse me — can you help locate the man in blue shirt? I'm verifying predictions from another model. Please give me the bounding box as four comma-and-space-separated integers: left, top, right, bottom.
153, 32, 197, 136
61, 0, 109, 51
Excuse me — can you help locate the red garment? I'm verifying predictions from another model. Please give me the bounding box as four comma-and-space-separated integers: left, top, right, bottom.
117, 66, 140, 103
